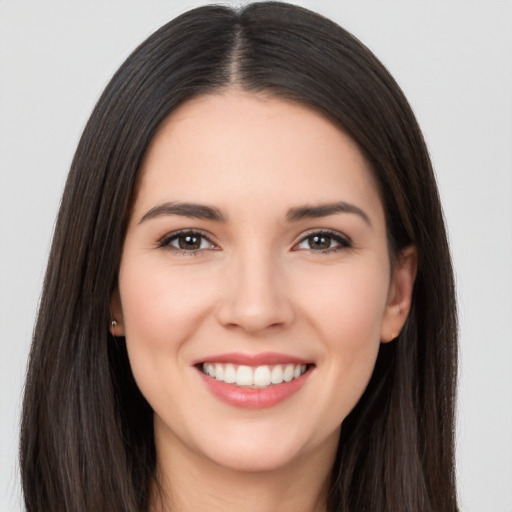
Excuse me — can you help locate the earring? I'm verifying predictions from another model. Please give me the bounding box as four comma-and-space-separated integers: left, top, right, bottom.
111, 320, 118, 336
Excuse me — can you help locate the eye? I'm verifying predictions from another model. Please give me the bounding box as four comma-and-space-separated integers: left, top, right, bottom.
159, 230, 217, 253
294, 230, 351, 252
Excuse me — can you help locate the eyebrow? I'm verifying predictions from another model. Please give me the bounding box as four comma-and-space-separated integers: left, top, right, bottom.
138, 200, 372, 227
139, 202, 226, 224
286, 202, 372, 227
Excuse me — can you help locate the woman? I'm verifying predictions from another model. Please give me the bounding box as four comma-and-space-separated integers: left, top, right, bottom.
20, 2, 458, 511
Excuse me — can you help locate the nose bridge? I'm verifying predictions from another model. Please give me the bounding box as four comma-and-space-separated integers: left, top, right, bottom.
217, 242, 294, 332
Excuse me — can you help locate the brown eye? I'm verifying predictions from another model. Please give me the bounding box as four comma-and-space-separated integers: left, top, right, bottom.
295, 230, 351, 252
178, 234, 202, 250
306, 234, 332, 250
160, 231, 215, 252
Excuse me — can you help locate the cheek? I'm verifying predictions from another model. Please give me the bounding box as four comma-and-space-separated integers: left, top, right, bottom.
120, 259, 215, 336
117, 259, 218, 390
299, 261, 390, 343
297, 262, 389, 412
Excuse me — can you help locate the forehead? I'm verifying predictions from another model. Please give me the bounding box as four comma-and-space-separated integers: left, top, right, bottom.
134, 91, 384, 226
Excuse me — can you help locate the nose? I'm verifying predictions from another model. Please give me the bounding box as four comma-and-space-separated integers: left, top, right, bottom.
215, 251, 295, 334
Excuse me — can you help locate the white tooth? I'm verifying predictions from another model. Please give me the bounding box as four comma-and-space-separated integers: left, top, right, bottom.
236, 365, 254, 386
214, 364, 224, 381
253, 365, 271, 387
223, 364, 236, 383
293, 365, 302, 379
301, 364, 307, 375
283, 364, 294, 382
271, 365, 284, 384
206, 363, 215, 377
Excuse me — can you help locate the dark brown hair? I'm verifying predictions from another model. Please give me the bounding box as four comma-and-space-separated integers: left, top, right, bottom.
20, 3, 458, 511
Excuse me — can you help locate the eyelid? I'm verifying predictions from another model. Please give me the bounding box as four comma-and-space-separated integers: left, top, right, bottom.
156, 228, 351, 254
157, 229, 219, 252
292, 228, 352, 252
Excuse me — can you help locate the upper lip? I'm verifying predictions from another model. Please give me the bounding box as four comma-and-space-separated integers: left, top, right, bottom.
193, 352, 312, 366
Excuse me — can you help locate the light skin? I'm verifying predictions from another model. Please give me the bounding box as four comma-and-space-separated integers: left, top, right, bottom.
111, 91, 417, 512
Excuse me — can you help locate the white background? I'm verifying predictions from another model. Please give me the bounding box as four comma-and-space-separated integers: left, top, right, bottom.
1, 1, 511, 511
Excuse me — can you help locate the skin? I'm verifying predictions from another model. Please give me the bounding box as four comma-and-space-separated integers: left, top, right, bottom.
111, 91, 417, 512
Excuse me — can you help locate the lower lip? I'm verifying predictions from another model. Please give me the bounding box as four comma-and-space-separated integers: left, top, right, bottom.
197, 368, 311, 409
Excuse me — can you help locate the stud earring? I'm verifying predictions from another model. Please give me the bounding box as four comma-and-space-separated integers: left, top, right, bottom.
111, 320, 118, 336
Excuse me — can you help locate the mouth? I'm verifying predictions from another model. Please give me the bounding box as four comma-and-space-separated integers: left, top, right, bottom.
198, 362, 310, 388
194, 354, 315, 409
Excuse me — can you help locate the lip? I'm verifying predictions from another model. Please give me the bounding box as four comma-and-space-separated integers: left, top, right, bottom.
194, 351, 311, 366
195, 362, 313, 410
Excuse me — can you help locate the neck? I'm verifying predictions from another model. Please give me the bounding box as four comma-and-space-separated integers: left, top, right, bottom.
150, 427, 338, 512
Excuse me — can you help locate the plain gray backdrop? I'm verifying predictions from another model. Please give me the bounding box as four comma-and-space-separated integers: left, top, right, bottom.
1, 1, 511, 511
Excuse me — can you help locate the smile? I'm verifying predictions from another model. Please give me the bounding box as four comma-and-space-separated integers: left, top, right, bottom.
201, 363, 308, 388
196, 354, 314, 409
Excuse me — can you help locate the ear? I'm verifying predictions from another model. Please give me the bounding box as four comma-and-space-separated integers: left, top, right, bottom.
110, 287, 125, 337
380, 245, 418, 343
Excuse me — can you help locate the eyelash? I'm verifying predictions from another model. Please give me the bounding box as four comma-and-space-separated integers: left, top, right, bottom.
158, 230, 218, 256
157, 229, 352, 255
294, 229, 352, 253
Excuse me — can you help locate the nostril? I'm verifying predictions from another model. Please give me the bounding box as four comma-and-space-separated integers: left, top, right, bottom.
216, 299, 295, 334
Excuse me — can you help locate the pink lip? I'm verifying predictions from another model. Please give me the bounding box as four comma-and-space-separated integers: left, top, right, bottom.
194, 352, 311, 366
197, 368, 312, 409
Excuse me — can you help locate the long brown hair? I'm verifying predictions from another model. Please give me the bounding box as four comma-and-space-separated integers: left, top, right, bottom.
20, 3, 458, 511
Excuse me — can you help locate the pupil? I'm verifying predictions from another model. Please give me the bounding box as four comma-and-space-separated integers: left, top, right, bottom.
309, 235, 330, 250
179, 235, 200, 250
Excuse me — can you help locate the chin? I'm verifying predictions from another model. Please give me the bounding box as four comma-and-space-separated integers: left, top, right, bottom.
190, 423, 340, 475
203, 442, 308, 473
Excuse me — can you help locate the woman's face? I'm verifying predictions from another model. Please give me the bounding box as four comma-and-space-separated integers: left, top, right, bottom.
113, 91, 415, 473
